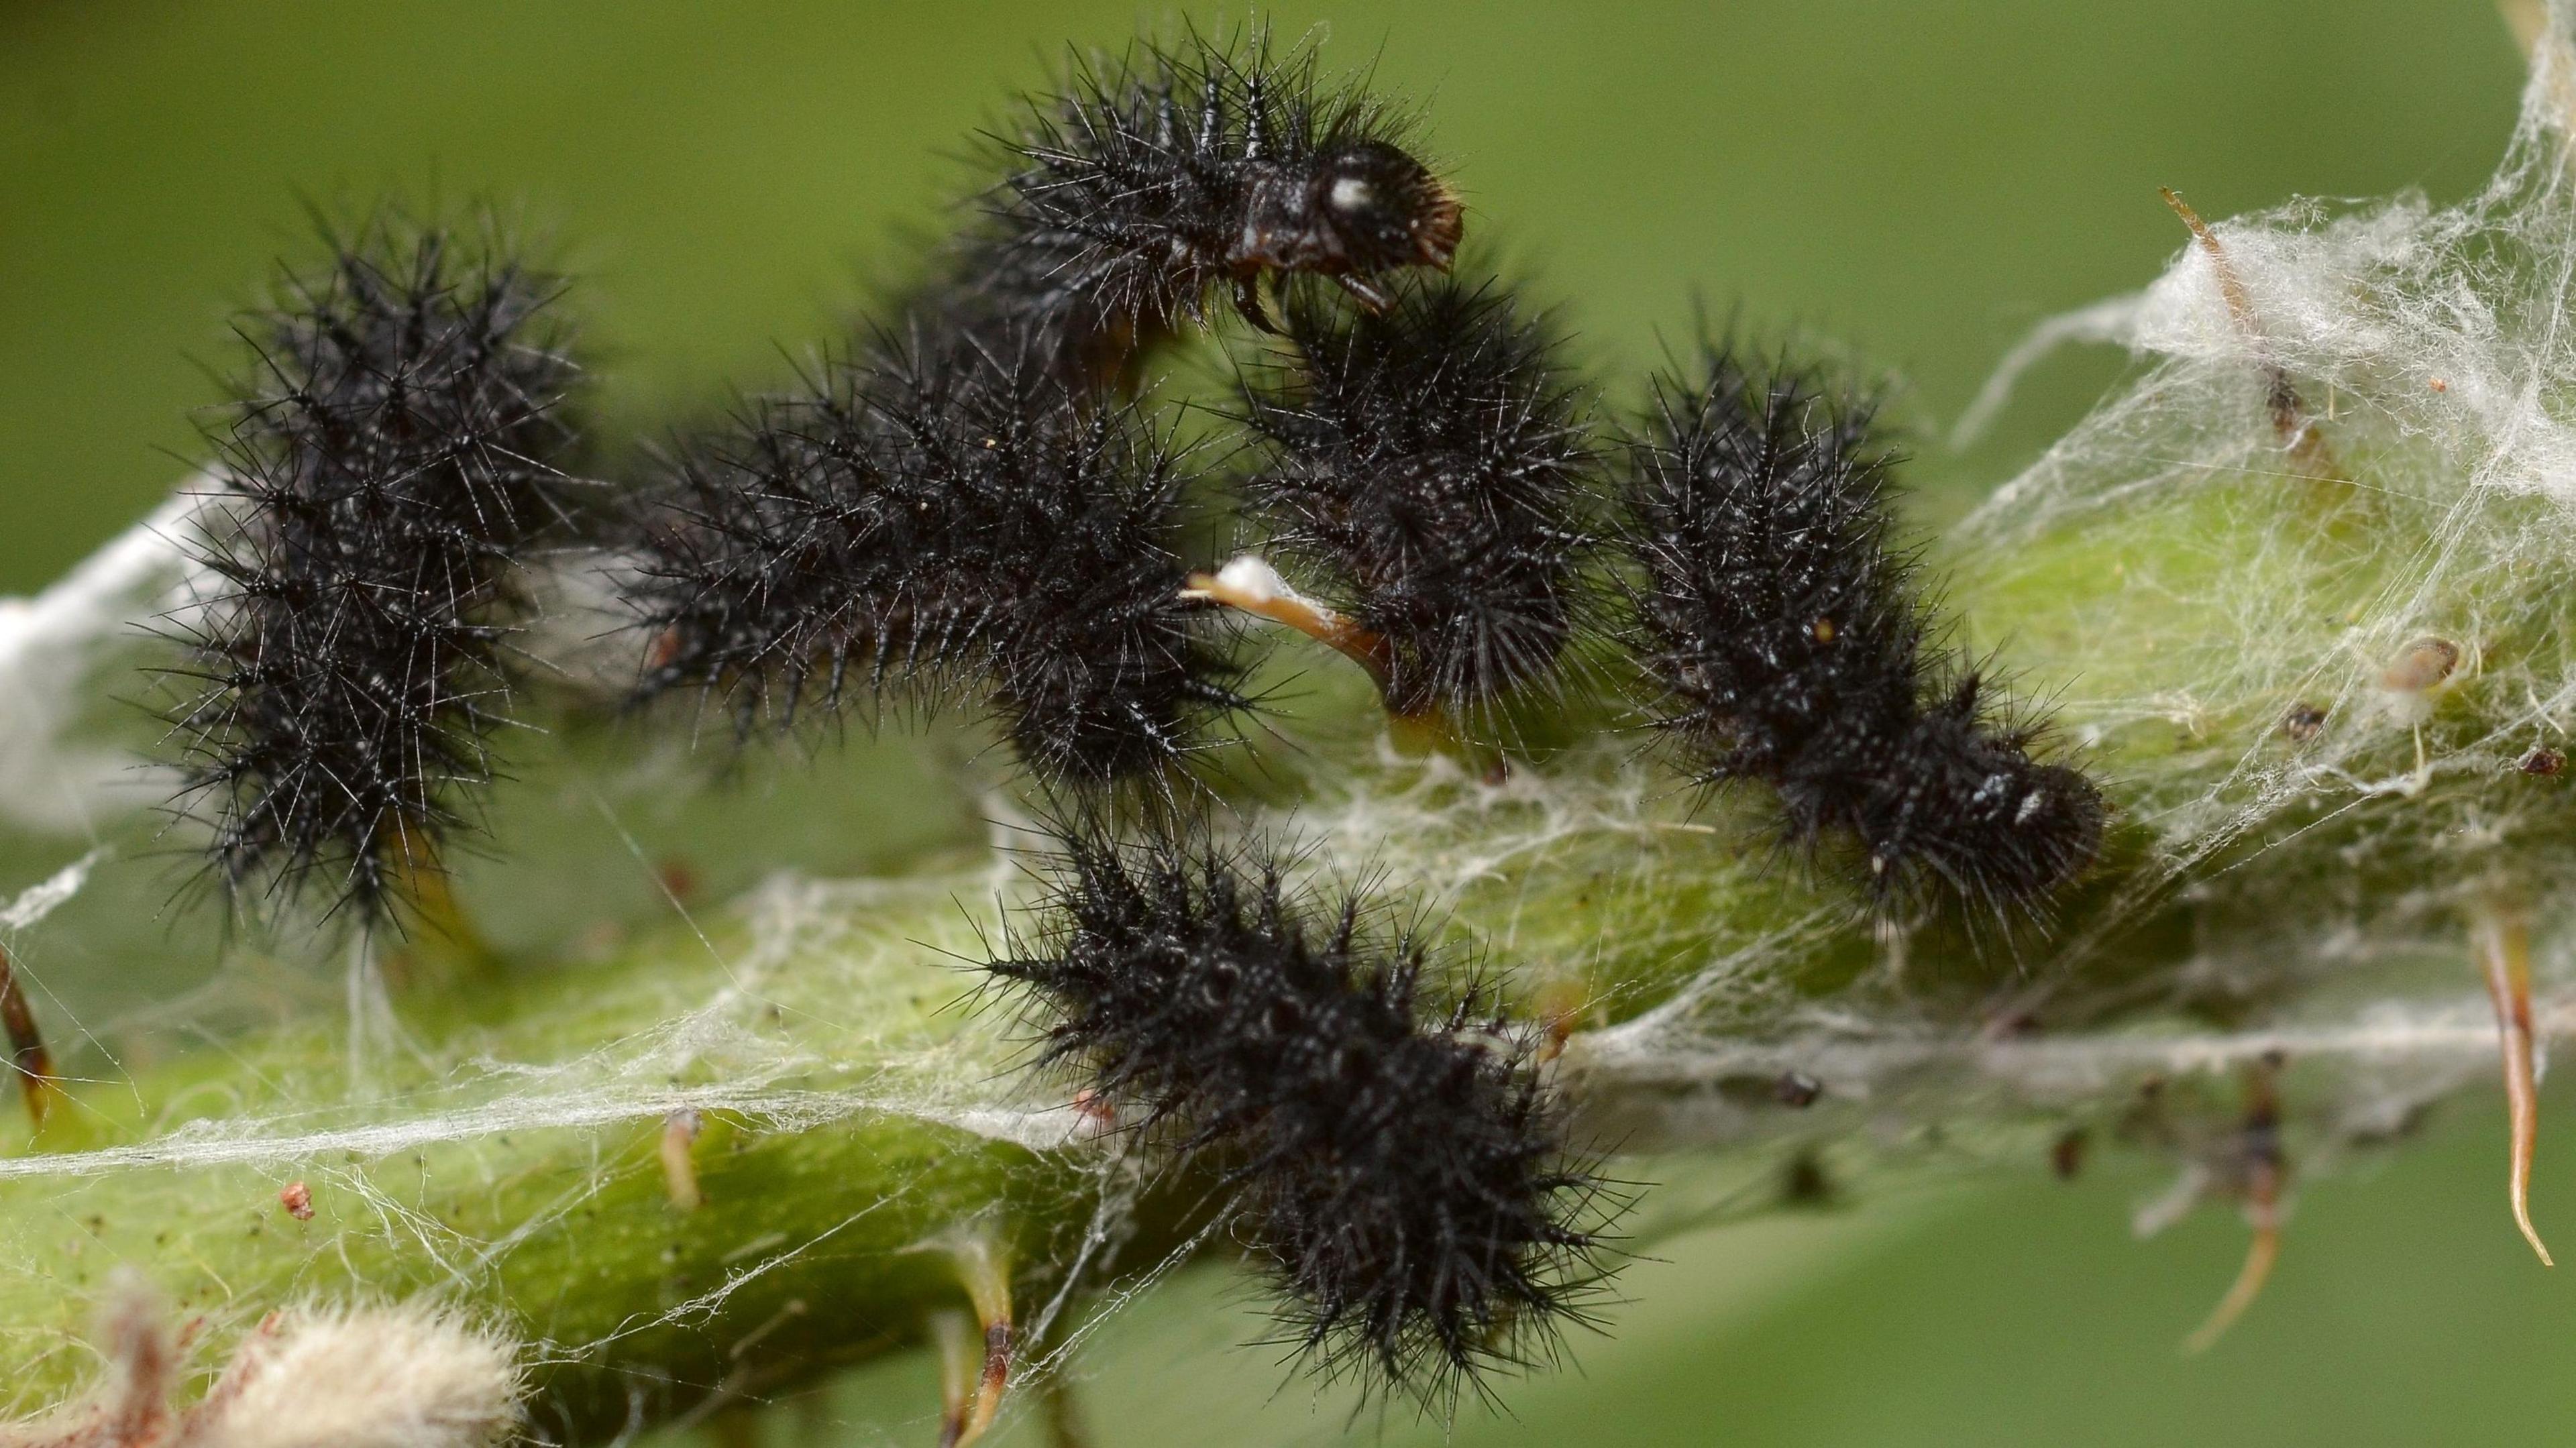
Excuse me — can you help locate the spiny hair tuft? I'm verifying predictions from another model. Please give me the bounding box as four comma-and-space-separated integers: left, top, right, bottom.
621, 333, 1253, 789
1617, 347, 2104, 911
1240, 276, 1601, 721
158, 213, 583, 928
987, 823, 1616, 1406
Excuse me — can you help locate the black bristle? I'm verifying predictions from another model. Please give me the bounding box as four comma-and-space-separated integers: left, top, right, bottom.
936, 27, 1462, 384
1618, 349, 2104, 911
987, 825, 1613, 1405
1242, 277, 1599, 719
158, 215, 582, 926
621, 333, 1252, 787
621, 378, 959, 734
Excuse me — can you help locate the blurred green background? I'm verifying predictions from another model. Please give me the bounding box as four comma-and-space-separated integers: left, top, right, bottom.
1, 1, 2563, 1444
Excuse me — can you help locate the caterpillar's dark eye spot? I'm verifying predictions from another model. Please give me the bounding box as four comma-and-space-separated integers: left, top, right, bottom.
1314, 142, 1460, 272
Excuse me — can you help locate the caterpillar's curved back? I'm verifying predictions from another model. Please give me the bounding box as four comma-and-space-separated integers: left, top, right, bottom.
930, 26, 1462, 386
621, 331, 1252, 790
986, 822, 1615, 1405
1617, 348, 2105, 912
1241, 276, 1603, 724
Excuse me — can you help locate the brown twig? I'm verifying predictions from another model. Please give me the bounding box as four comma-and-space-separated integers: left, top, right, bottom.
0, 943, 61, 1129
933, 1230, 1015, 1448
659, 1109, 704, 1213
2477, 905, 2555, 1266
2160, 188, 2341, 479
930, 1309, 977, 1448
2183, 1055, 2287, 1353
1183, 556, 1393, 691
1185, 554, 1505, 778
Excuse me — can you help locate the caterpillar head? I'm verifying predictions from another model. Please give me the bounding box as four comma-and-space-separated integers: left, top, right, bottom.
1243, 140, 1462, 311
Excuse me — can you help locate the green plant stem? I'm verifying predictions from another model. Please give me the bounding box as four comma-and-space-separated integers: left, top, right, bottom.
7, 359, 2573, 1438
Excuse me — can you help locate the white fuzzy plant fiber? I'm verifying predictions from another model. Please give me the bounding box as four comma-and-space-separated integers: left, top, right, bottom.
0, 1282, 520, 1448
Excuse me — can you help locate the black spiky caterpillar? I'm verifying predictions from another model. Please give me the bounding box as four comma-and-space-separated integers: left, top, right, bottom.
931, 25, 1463, 386
160, 214, 583, 927
95, 17, 2144, 1437
621, 331, 1251, 787
1617, 347, 2104, 911
986, 822, 1611, 1403
1238, 275, 1601, 720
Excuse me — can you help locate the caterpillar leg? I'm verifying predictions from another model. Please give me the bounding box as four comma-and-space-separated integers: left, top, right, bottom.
1232, 276, 1283, 335
1183, 554, 1499, 777
384, 832, 506, 983
1332, 272, 1396, 313
3, 1278, 189, 1447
